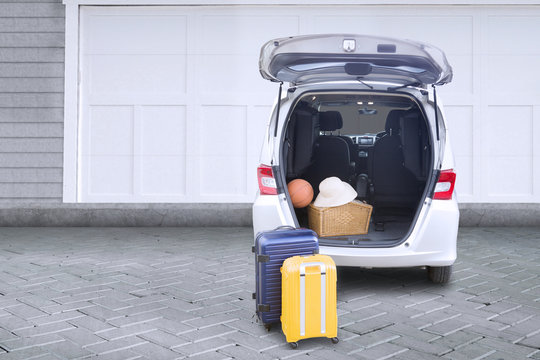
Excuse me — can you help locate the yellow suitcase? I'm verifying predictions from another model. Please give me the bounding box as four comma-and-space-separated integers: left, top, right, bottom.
281, 254, 338, 348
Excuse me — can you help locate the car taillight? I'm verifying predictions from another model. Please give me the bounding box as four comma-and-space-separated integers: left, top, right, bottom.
257, 164, 278, 195
433, 169, 456, 200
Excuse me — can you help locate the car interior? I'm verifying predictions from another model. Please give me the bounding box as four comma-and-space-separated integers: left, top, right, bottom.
282, 92, 433, 246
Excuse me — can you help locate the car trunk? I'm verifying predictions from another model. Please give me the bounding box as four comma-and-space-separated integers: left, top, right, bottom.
280, 91, 434, 247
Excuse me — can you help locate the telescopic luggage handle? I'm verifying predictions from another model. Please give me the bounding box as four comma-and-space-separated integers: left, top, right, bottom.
299, 262, 327, 336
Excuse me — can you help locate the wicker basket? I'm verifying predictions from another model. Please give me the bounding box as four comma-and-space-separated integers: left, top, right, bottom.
308, 200, 373, 237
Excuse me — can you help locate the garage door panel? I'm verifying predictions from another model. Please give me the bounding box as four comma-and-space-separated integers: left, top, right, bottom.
488, 157, 533, 196
141, 156, 185, 195
199, 106, 247, 196
88, 55, 187, 95
87, 156, 133, 195
199, 55, 274, 95
140, 106, 186, 156
487, 106, 532, 157
199, 15, 299, 55
85, 13, 187, 54
87, 106, 133, 156
200, 106, 246, 157
488, 16, 540, 54
487, 55, 540, 97
200, 156, 247, 196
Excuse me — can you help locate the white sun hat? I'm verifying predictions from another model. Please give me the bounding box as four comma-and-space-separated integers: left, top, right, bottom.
313, 177, 357, 207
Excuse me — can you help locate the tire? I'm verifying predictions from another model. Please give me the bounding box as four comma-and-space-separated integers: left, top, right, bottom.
427, 265, 452, 284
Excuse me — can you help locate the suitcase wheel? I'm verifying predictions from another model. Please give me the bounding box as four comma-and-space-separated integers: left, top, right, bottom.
264, 324, 272, 331
331, 337, 339, 344
289, 342, 298, 349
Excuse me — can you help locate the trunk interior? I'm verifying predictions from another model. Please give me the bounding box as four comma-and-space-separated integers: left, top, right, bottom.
281, 91, 433, 247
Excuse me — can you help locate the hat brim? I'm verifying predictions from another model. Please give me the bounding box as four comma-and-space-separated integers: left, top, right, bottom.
313, 181, 357, 207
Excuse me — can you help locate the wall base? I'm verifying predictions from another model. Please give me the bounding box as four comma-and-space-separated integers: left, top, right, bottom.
458, 203, 540, 227
0, 203, 252, 227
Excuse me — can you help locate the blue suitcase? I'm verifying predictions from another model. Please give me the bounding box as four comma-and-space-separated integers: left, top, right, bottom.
253, 226, 319, 329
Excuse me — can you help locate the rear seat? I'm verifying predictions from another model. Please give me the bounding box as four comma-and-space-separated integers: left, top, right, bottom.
370, 110, 421, 210
305, 111, 355, 194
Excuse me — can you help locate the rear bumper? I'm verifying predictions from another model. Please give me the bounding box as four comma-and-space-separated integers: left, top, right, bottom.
320, 199, 459, 268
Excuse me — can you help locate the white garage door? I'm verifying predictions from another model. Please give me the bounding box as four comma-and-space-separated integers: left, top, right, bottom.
78, 5, 540, 203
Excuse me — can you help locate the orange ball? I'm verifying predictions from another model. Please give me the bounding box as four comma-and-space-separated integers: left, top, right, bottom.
287, 179, 314, 208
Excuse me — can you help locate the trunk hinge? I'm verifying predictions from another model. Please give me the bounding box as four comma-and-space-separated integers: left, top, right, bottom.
432, 84, 440, 141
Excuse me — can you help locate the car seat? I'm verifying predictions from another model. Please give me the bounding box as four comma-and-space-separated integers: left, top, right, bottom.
370, 110, 421, 211
305, 111, 355, 194
285, 102, 320, 179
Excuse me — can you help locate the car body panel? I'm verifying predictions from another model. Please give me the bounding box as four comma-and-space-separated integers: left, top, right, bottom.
260, 34, 453, 86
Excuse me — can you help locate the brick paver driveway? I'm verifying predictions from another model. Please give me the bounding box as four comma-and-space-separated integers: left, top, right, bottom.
0, 227, 539, 359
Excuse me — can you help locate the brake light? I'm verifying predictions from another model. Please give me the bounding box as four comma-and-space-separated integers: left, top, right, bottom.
257, 165, 278, 195
433, 169, 456, 200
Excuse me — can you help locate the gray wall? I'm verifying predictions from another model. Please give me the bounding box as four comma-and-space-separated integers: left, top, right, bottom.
0, 0, 64, 204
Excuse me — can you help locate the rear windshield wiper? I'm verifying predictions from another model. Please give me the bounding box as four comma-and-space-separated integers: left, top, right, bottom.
356, 77, 373, 89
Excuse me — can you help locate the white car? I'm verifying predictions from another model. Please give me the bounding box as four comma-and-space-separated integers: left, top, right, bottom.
252, 34, 459, 283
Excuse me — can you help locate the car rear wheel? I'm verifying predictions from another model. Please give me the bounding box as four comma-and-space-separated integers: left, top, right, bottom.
427, 265, 452, 284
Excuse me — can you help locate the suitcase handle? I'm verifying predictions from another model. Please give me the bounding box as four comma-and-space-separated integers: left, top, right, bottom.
274, 225, 296, 231
299, 262, 326, 336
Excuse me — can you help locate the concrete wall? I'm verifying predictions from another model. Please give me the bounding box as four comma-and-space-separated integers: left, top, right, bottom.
0, 1, 65, 203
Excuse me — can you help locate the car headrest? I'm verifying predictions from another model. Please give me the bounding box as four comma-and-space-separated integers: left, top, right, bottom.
385, 110, 406, 135
319, 111, 343, 131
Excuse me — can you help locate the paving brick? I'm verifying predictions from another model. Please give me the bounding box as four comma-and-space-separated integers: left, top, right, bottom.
0, 348, 49, 360
442, 342, 496, 360
342, 315, 394, 336
107, 312, 163, 328
5, 303, 48, 320
307, 348, 360, 360
423, 318, 473, 336
183, 313, 240, 329
180, 324, 237, 343
97, 322, 157, 341
84, 336, 148, 355
68, 315, 116, 333
223, 330, 281, 352
41, 339, 93, 359
218, 344, 275, 360
138, 329, 189, 348
0, 227, 539, 359
391, 334, 452, 356
86, 349, 143, 360
353, 342, 409, 359
13, 322, 75, 338
517, 332, 540, 348
131, 341, 184, 359
429, 330, 483, 350
392, 349, 443, 360
173, 337, 233, 356
0, 334, 65, 352
59, 327, 107, 347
